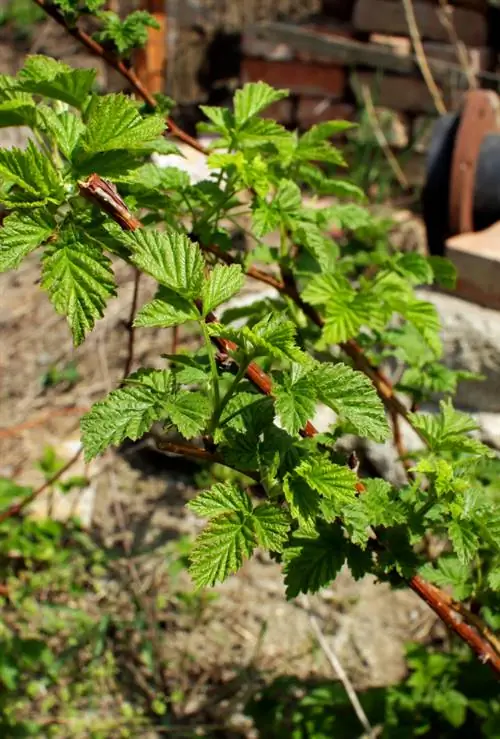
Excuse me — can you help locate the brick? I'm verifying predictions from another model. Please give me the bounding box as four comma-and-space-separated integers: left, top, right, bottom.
353, 0, 487, 45
446, 223, 500, 311
261, 98, 294, 124
242, 57, 346, 98
298, 98, 355, 128
353, 71, 450, 114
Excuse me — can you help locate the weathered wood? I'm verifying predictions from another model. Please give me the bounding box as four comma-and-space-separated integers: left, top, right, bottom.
247, 22, 500, 90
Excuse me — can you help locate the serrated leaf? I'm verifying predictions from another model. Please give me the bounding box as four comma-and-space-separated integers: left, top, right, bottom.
41, 225, 116, 346
274, 179, 301, 213
419, 557, 473, 600
252, 504, 290, 551
234, 82, 288, 126
283, 474, 320, 525
124, 229, 204, 299
410, 400, 492, 458
252, 199, 280, 237
18, 56, 96, 109
187, 483, 252, 518
487, 567, 500, 592
81, 94, 165, 154
166, 391, 210, 438
0, 210, 55, 271
295, 458, 357, 513
81, 369, 174, 460
394, 252, 434, 285
0, 141, 63, 207
0, 93, 36, 128
134, 287, 199, 329
208, 314, 306, 364
95, 10, 159, 56
37, 106, 84, 159
189, 511, 256, 588
274, 365, 317, 436
202, 264, 244, 315
403, 300, 442, 357
448, 520, 480, 564
283, 525, 346, 598
312, 362, 389, 442
299, 120, 355, 145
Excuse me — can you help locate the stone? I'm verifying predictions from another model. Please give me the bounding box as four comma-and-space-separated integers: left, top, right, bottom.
353, 0, 488, 46
417, 287, 500, 412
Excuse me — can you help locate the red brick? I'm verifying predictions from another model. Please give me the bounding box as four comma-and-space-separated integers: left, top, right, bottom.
353, 0, 487, 45
298, 98, 355, 128
241, 57, 346, 98
446, 223, 500, 311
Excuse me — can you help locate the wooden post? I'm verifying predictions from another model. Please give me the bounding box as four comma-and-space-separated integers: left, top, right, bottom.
135, 0, 167, 95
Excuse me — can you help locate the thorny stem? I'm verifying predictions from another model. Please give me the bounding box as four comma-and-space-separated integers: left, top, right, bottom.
79, 175, 500, 674
123, 268, 141, 379
35, 0, 415, 447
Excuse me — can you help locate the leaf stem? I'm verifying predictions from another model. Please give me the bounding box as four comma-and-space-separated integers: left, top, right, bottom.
209, 358, 251, 434
200, 320, 221, 414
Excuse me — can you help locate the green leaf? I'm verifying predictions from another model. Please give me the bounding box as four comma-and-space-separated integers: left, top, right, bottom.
37, 106, 84, 159
274, 179, 301, 213
283, 475, 320, 525
283, 525, 346, 598
434, 690, 467, 728
394, 252, 434, 285
299, 120, 355, 145
274, 365, 317, 436
18, 55, 96, 109
0, 92, 36, 128
448, 520, 479, 565
252, 504, 290, 551
134, 287, 199, 328
410, 400, 492, 458
0, 210, 55, 271
419, 556, 473, 600
312, 362, 389, 442
234, 82, 288, 126
429, 255, 457, 289
166, 391, 210, 439
344, 478, 405, 547
124, 229, 204, 299
0, 141, 63, 207
187, 483, 252, 518
81, 94, 165, 154
295, 458, 357, 512
41, 225, 116, 346
403, 299, 442, 357
189, 511, 256, 588
0, 478, 32, 509
81, 369, 174, 460
252, 199, 281, 237
202, 264, 245, 315
95, 10, 160, 56
209, 314, 307, 364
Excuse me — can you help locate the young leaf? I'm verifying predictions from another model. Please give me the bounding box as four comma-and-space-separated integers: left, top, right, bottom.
81, 94, 165, 154
81, 369, 174, 460
234, 82, 288, 126
189, 511, 256, 588
37, 106, 85, 160
94, 10, 160, 56
134, 287, 199, 329
410, 400, 492, 457
0, 92, 37, 128
187, 483, 252, 518
18, 56, 96, 109
295, 458, 357, 512
312, 362, 390, 442
166, 391, 210, 439
419, 557, 473, 600
201, 264, 245, 315
273, 365, 317, 436
124, 229, 204, 299
283, 525, 346, 598
41, 225, 116, 346
0, 210, 55, 271
0, 141, 63, 207
252, 503, 290, 551
448, 520, 480, 565
429, 255, 457, 289
283, 474, 320, 525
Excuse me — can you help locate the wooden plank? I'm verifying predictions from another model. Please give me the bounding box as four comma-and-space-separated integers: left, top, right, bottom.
246, 22, 500, 90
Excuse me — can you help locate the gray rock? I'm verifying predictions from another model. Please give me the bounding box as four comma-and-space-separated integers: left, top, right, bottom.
418, 288, 500, 412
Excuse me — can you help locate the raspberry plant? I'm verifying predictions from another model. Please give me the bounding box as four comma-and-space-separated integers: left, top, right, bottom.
1, 0, 499, 691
